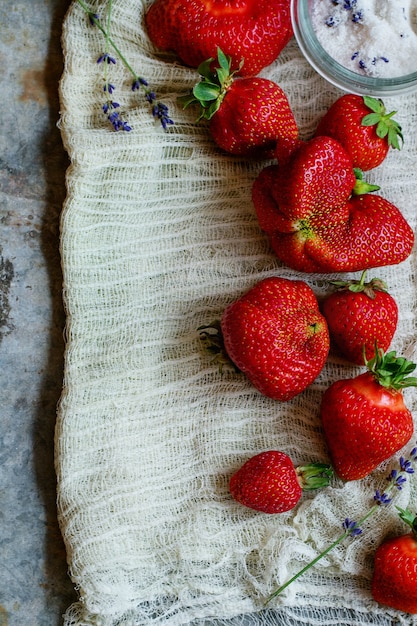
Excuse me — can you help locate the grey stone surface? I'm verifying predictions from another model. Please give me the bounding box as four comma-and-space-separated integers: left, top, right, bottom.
0, 1, 78, 624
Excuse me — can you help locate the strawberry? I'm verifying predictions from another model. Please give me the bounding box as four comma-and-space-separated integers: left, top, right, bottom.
321, 270, 398, 365
252, 136, 414, 273
220, 276, 330, 401
372, 507, 417, 614
145, 0, 292, 77
179, 49, 298, 158
320, 348, 417, 481
230, 450, 333, 514
314, 94, 403, 171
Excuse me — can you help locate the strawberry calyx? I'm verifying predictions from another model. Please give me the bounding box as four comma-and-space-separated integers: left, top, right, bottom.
361, 96, 404, 151
352, 168, 380, 195
330, 270, 388, 299
365, 346, 417, 390
198, 320, 240, 372
396, 506, 417, 538
178, 47, 243, 121
296, 462, 333, 491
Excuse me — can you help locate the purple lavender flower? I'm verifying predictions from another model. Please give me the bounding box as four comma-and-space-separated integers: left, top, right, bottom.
132, 77, 149, 91
97, 52, 117, 65
102, 101, 119, 114
146, 91, 157, 103
88, 12, 99, 26
152, 102, 174, 130
374, 490, 392, 506
343, 518, 362, 536
103, 82, 115, 94
326, 15, 340, 27
352, 10, 363, 22
388, 469, 408, 490
400, 457, 415, 474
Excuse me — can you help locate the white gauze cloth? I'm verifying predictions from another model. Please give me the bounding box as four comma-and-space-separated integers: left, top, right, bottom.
56, 1, 417, 625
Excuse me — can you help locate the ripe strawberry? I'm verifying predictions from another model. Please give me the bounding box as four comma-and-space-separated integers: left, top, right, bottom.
372, 507, 417, 613
252, 136, 414, 273
314, 94, 403, 171
220, 276, 330, 401
179, 48, 298, 158
230, 450, 333, 514
320, 348, 417, 481
145, 0, 292, 77
321, 271, 398, 365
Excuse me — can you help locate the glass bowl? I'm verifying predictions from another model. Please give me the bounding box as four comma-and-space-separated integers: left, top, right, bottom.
290, 0, 417, 96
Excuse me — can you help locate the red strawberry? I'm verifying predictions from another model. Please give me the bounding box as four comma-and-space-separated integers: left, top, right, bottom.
220, 276, 330, 401
179, 48, 298, 158
145, 0, 292, 77
252, 136, 414, 273
372, 507, 417, 613
230, 451, 333, 514
320, 348, 417, 481
314, 94, 403, 171
321, 271, 398, 365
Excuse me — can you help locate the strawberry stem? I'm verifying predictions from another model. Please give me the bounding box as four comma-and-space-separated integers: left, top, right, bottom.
297, 463, 333, 490
361, 96, 403, 151
330, 270, 388, 298
198, 320, 239, 373
352, 168, 380, 195
396, 507, 417, 537
178, 47, 243, 121
365, 346, 417, 389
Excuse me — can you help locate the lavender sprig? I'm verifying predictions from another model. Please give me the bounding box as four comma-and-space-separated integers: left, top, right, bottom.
265, 441, 417, 605
76, 0, 173, 131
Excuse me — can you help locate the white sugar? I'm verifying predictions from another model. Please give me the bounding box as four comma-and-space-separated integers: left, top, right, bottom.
311, 0, 417, 78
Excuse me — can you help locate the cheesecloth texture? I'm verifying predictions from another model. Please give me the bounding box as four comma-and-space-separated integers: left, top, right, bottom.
56, 1, 417, 625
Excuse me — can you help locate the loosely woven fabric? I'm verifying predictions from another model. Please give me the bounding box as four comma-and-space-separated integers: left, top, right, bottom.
56, 2, 417, 625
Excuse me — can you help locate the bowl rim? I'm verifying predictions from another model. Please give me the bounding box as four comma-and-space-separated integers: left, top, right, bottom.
290, 0, 417, 96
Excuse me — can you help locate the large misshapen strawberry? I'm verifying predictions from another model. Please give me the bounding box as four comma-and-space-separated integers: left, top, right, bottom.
179, 48, 298, 158
315, 94, 403, 171
372, 507, 417, 614
252, 136, 414, 273
218, 276, 330, 401
320, 348, 417, 481
230, 450, 333, 514
145, 0, 293, 77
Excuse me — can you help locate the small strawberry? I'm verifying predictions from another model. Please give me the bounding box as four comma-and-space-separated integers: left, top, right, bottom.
372, 507, 417, 614
179, 48, 298, 158
230, 451, 333, 514
314, 94, 403, 171
321, 270, 398, 365
321, 348, 417, 481
252, 136, 414, 273
219, 276, 330, 401
145, 0, 293, 78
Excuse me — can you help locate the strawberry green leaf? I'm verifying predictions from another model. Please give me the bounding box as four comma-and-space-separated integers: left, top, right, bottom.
217, 47, 232, 73
366, 346, 417, 389
352, 168, 380, 195
363, 95, 385, 114
193, 82, 220, 102
297, 463, 333, 490
362, 113, 383, 127
178, 47, 238, 121
197, 57, 216, 81
396, 507, 417, 536
361, 97, 403, 150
